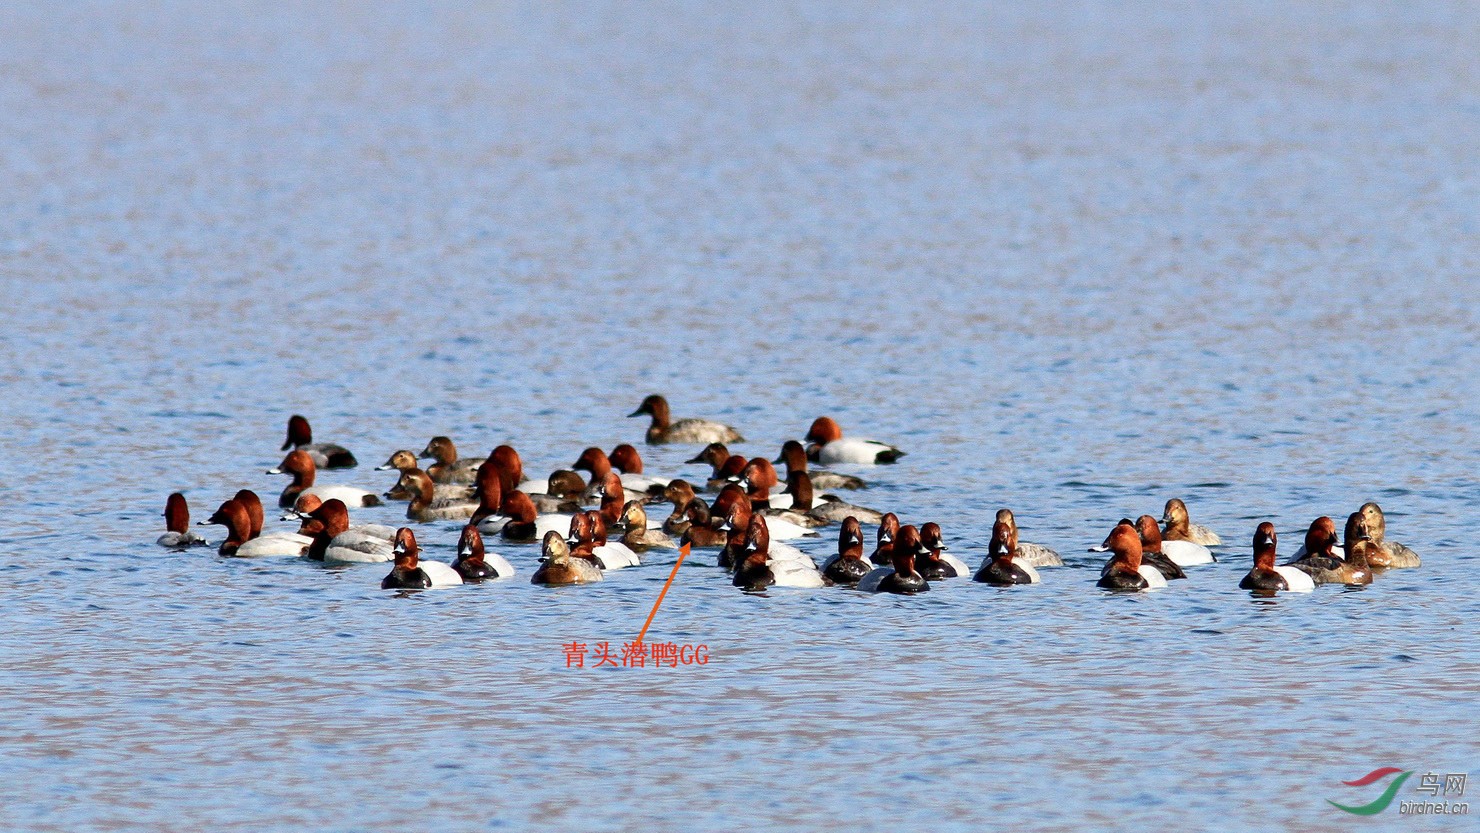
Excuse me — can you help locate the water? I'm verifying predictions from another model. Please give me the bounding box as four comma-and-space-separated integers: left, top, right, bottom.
3, 1, 1479, 829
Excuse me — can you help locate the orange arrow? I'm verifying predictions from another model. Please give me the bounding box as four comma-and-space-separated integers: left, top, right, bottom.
635, 543, 690, 646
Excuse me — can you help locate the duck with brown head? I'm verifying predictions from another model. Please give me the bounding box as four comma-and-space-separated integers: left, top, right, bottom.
451, 525, 516, 581
201, 498, 310, 557
629, 394, 745, 445
378, 450, 474, 503
1095, 521, 1168, 591
974, 520, 1041, 585
993, 508, 1063, 567
1358, 502, 1421, 568
267, 450, 381, 510
784, 470, 883, 525
916, 522, 972, 580
157, 493, 208, 547
1160, 499, 1222, 546
803, 416, 904, 465
1289, 516, 1369, 585
1096, 516, 1186, 580
857, 525, 930, 594
821, 517, 872, 586
732, 515, 827, 591
401, 469, 479, 523
281, 414, 358, 469
418, 436, 485, 485
871, 513, 900, 566
774, 440, 867, 490
1239, 522, 1315, 593
578, 510, 641, 570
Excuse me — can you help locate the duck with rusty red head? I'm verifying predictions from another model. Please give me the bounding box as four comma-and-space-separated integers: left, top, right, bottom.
857, 524, 930, 594
1238, 522, 1314, 594
974, 520, 1041, 586
280, 414, 358, 469
267, 449, 381, 510
1095, 521, 1167, 591
732, 515, 827, 591
628, 394, 744, 445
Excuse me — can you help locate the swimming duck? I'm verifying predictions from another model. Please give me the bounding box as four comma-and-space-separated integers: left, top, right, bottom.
730, 458, 791, 509
376, 451, 472, 501
284, 493, 398, 556
629, 394, 744, 445
573, 448, 663, 502
993, 509, 1063, 567
916, 522, 972, 580
774, 440, 867, 490
1095, 521, 1168, 591
615, 501, 678, 552
821, 517, 873, 586
973, 520, 1041, 585
660, 480, 705, 535
1359, 502, 1421, 568
1287, 516, 1370, 586
803, 417, 904, 465
419, 436, 485, 485
381, 528, 463, 589
402, 469, 479, 522
570, 512, 641, 570
1091, 517, 1186, 580
267, 450, 381, 509
451, 525, 516, 581
715, 501, 816, 571
608, 444, 671, 495
531, 530, 604, 585
157, 493, 208, 547
481, 490, 573, 542
782, 471, 883, 525
732, 515, 827, 590
200, 498, 311, 557
857, 525, 930, 594
1160, 499, 1222, 546
1238, 522, 1315, 593
281, 414, 357, 469
871, 513, 900, 566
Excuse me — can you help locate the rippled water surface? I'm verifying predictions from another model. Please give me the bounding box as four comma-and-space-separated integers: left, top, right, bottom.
3, 1, 1479, 830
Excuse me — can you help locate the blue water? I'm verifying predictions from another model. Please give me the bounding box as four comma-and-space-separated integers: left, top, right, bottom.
3, 1, 1478, 830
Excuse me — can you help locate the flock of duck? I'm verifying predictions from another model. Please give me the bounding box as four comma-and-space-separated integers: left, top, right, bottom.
155, 396, 1422, 595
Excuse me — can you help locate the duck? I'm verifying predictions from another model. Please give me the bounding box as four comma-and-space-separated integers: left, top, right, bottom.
781, 471, 883, 525
774, 440, 867, 490
157, 493, 208, 547
451, 525, 516, 581
234, 490, 266, 539
283, 493, 397, 554
993, 509, 1063, 567
615, 501, 678, 552
629, 394, 744, 445
1287, 516, 1370, 586
381, 528, 463, 589
857, 525, 930, 594
376, 451, 474, 501
1133, 515, 1196, 575
576, 455, 654, 505
1095, 521, 1168, 591
1359, 502, 1421, 568
1340, 511, 1382, 582
659, 480, 707, 535
730, 458, 800, 510
200, 498, 311, 557
419, 436, 485, 485
267, 450, 381, 509
480, 490, 573, 542
531, 530, 603, 585
916, 522, 972, 580
803, 416, 904, 465
715, 480, 817, 540
402, 469, 479, 523
687, 443, 749, 491
280, 414, 357, 469
1238, 522, 1315, 593
570, 512, 641, 570
871, 513, 900, 566
1091, 517, 1186, 580
297, 499, 393, 563
1160, 499, 1223, 546
821, 517, 873, 586
732, 515, 827, 590
715, 501, 816, 571
973, 520, 1041, 585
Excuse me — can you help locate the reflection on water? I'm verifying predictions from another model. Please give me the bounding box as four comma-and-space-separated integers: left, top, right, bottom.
2, 1, 1478, 830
